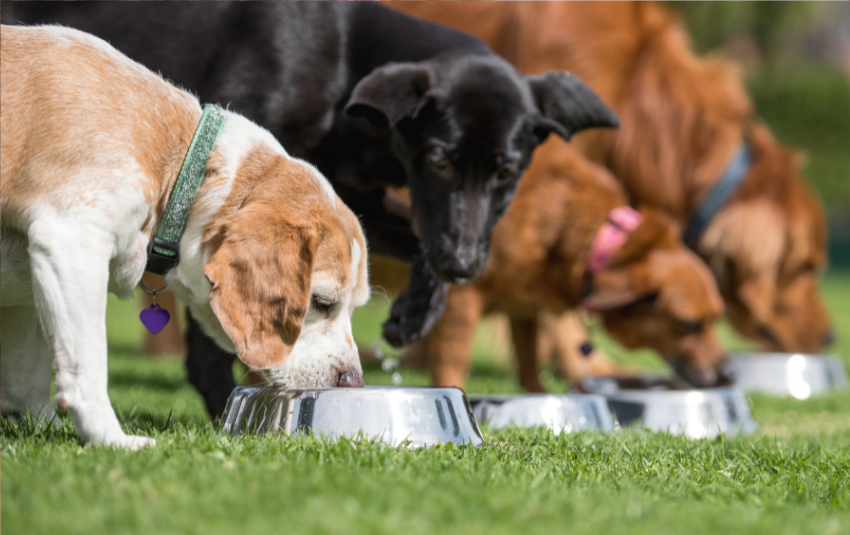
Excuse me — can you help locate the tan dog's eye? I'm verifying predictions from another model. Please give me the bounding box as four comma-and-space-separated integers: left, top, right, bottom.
677, 320, 704, 334
311, 295, 336, 315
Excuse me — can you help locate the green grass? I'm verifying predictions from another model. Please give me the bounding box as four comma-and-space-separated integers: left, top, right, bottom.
3, 271, 850, 534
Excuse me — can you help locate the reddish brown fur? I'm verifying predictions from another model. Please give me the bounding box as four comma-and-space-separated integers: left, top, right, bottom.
425, 140, 726, 390
396, 1, 831, 353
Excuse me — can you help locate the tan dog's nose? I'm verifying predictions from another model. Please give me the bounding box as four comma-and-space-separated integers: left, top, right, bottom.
337, 370, 365, 388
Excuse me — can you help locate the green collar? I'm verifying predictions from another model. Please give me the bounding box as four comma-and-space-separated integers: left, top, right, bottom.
145, 104, 226, 275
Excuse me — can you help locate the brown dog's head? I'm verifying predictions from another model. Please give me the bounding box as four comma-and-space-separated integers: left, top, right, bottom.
169, 114, 370, 388
584, 209, 729, 387
596, 13, 833, 355
700, 125, 832, 353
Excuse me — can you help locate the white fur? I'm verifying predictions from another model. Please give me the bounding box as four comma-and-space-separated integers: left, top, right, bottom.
1, 36, 367, 448
263, 242, 371, 387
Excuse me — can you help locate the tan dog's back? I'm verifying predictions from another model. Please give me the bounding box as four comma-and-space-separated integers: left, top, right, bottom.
1, 25, 199, 223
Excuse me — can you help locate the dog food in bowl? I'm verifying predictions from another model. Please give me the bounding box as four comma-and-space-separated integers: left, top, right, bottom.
220, 386, 484, 448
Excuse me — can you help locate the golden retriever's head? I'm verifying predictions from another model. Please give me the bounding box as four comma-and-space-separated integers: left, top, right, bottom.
584, 209, 729, 387
701, 125, 831, 354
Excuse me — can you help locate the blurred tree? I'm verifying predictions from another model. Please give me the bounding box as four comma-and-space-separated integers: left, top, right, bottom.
668, 1, 817, 63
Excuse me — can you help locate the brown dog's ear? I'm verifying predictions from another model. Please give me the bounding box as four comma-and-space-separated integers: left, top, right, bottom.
736, 276, 776, 328
345, 63, 434, 128
203, 221, 317, 370
583, 266, 653, 311
527, 71, 619, 141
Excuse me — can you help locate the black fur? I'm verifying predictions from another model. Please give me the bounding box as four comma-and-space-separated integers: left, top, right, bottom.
4, 1, 618, 417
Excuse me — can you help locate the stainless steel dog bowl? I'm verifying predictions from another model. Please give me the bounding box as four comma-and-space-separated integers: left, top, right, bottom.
468, 394, 615, 434
730, 353, 848, 399
220, 386, 484, 448
578, 376, 757, 439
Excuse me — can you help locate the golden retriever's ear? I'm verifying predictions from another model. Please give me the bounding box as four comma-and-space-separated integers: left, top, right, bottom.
737, 276, 775, 327
203, 220, 317, 370
583, 266, 653, 311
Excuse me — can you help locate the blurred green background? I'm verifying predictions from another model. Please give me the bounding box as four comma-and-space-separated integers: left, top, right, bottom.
670, 1, 850, 265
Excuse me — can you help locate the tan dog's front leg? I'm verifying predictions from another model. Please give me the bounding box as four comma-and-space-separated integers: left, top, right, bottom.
428, 285, 484, 389
28, 219, 154, 449
510, 316, 546, 393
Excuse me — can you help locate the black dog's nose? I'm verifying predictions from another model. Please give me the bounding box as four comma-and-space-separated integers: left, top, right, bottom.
337, 370, 365, 388
823, 331, 836, 348
437, 256, 479, 282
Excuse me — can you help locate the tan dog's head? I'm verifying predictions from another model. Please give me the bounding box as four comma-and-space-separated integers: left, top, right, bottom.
171, 122, 370, 388
584, 209, 729, 387
701, 125, 832, 354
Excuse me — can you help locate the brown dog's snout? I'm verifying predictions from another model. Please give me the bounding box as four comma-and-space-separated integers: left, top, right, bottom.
822, 330, 836, 349
714, 358, 736, 386
666, 354, 733, 389
337, 370, 365, 388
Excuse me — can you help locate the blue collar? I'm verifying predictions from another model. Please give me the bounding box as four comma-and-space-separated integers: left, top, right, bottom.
683, 143, 752, 249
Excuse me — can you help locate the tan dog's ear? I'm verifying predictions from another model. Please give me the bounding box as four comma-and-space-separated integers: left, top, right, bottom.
203, 219, 317, 370
583, 266, 653, 311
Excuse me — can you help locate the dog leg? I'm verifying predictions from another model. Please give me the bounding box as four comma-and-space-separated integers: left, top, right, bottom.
27, 220, 154, 449
382, 254, 449, 347
510, 316, 546, 393
0, 305, 56, 422
544, 311, 625, 381
427, 285, 483, 388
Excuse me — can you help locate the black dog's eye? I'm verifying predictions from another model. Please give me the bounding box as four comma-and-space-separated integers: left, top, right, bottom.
494, 165, 516, 184
426, 147, 450, 171
311, 295, 335, 314
677, 319, 704, 334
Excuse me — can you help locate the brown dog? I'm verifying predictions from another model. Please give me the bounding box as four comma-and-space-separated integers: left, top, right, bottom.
397, 1, 832, 356
425, 140, 727, 390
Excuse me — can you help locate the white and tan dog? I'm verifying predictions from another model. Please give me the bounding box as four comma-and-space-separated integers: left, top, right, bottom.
0, 25, 370, 449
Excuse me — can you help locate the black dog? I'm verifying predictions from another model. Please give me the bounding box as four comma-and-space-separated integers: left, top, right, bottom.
5, 2, 618, 417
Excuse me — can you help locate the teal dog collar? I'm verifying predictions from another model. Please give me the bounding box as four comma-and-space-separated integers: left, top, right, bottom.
145, 104, 226, 275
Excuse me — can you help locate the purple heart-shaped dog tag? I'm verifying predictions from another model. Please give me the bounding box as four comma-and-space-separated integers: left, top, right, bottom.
140, 304, 171, 334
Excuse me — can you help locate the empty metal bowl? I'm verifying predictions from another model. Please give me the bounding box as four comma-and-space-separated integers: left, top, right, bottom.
730, 353, 848, 399
219, 385, 484, 448
578, 376, 757, 439
468, 394, 615, 434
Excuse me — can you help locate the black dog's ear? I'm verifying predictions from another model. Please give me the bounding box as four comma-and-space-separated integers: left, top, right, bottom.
345, 63, 434, 128
527, 71, 619, 141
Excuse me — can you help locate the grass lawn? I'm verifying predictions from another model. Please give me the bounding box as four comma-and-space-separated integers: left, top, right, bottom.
2, 271, 850, 535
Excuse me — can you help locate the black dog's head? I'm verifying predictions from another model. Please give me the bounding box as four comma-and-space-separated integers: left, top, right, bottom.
345, 55, 618, 282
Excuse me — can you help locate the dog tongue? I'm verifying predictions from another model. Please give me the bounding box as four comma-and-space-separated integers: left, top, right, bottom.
140, 304, 170, 334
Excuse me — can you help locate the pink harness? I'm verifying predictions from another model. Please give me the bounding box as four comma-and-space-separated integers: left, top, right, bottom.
586, 206, 643, 273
